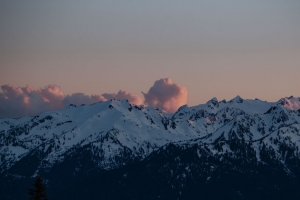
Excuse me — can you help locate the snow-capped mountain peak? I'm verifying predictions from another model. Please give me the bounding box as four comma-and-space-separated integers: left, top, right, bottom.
278, 96, 300, 110
1, 96, 300, 177
206, 97, 219, 110
229, 95, 244, 103
2, 96, 300, 199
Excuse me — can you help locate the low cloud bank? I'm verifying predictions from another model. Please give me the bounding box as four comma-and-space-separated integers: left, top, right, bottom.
0, 85, 143, 118
102, 90, 143, 105
0, 78, 188, 118
62, 93, 106, 107
0, 84, 64, 118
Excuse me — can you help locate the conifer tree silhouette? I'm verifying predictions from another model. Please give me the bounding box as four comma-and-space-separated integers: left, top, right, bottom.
28, 170, 48, 200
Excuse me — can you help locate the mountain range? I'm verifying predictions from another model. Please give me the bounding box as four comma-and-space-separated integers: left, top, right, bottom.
1, 96, 300, 199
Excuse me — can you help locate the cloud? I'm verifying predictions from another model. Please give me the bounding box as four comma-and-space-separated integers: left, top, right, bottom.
0, 84, 63, 118
62, 93, 106, 106
63, 90, 143, 107
0, 84, 143, 118
36, 85, 64, 110
0, 79, 187, 118
102, 90, 143, 105
142, 78, 188, 112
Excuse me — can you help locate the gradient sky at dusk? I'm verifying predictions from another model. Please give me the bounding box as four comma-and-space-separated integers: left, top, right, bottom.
1, 0, 300, 108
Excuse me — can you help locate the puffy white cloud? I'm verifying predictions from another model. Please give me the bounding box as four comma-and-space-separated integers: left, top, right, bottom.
142, 78, 188, 112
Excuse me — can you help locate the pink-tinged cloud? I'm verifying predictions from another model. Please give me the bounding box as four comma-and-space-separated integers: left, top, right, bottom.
0, 84, 144, 118
63, 90, 142, 107
0, 84, 59, 118
102, 90, 144, 105
142, 78, 188, 112
0, 79, 186, 118
63, 93, 106, 106
36, 85, 64, 110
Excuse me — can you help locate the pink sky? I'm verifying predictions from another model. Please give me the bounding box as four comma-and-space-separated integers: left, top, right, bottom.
0, 1, 299, 117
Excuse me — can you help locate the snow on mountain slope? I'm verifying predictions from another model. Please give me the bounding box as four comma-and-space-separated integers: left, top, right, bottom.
192, 95, 277, 115
1, 96, 300, 174
278, 96, 300, 110
0, 100, 168, 170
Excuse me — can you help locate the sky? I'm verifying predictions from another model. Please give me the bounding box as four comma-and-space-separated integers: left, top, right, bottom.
0, 0, 300, 118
